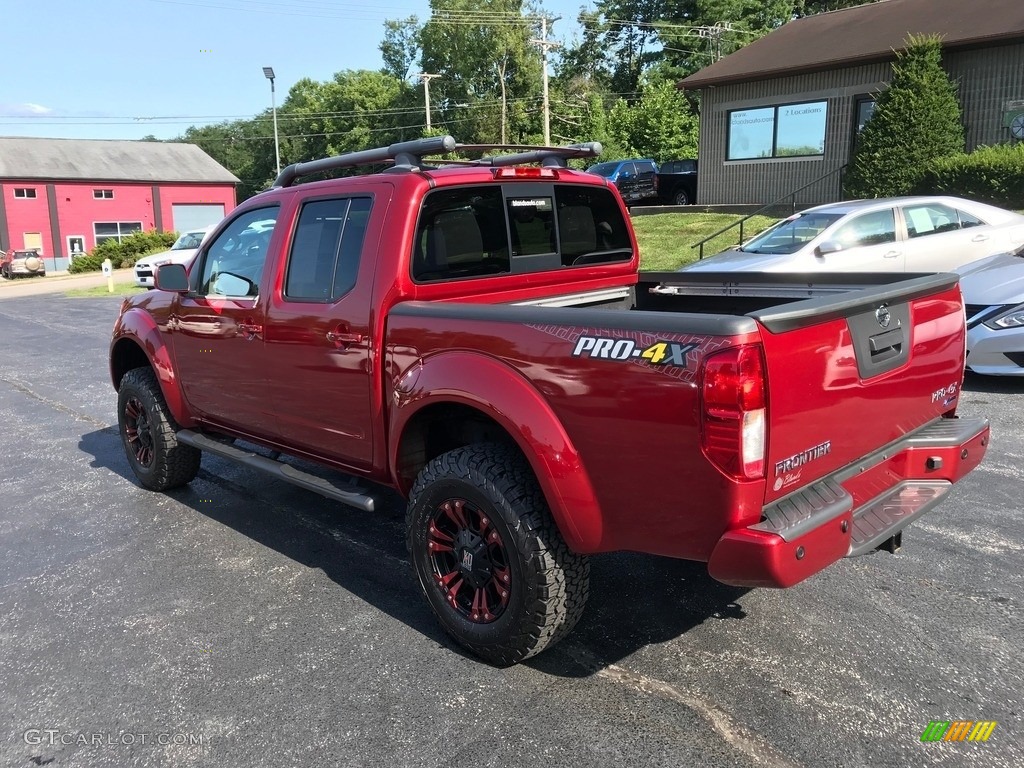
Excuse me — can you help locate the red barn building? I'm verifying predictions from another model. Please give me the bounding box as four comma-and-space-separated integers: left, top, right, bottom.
0, 137, 238, 270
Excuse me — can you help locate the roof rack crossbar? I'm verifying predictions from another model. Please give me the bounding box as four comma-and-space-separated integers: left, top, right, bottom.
272, 137, 603, 188
469, 142, 603, 168
273, 135, 458, 187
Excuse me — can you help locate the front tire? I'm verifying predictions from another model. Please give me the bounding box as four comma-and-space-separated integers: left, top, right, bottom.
117, 367, 200, 491
407, 443, 590, 665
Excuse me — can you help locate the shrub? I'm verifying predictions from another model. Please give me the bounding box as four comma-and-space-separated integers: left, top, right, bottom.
844, 35, 965, 199
69, 230, 178, 272
915, 143, 1024, 209
68, 253, 105, 274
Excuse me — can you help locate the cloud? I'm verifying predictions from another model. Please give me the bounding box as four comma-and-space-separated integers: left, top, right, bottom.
0, 102, 55, 116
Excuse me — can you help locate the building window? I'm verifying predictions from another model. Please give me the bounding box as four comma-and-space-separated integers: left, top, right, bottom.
93, 189, 114, 199
852, 96, 876, 151
94, 222, 143, 245
727, 100, 828, 160
13, 188, 37, 199
24, 233, 44, 254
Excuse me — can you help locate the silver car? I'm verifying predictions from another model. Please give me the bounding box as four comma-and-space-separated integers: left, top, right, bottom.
682, 196, 1024, 273
957, 249, 1024, 376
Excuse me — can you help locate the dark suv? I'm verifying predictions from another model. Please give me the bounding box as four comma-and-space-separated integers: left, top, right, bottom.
586, 159, 658, 204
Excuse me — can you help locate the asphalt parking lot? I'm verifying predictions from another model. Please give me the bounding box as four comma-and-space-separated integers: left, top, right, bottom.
0, 290, 1021, 768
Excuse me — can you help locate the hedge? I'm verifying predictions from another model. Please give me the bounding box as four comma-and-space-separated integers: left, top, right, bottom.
915, 142, 1024, 210
68, 230, 178, 273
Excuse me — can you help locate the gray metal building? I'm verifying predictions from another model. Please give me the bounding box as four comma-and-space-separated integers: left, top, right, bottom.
680, 0, 1024, 206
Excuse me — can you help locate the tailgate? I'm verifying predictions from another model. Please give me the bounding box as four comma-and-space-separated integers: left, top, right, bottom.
750, 274, 968, 505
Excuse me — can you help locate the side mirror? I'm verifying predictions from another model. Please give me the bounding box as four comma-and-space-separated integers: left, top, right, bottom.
816, 240, 843, 257
155, 263, 189, 292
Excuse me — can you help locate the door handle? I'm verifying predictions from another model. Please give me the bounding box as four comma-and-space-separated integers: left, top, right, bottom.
237, 321, 263, 340
971, 234, 990, 242
883, 250, 901, 258
326, 328, 363, 347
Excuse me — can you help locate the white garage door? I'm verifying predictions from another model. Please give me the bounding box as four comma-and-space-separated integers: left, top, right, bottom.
171, 204, 226, 233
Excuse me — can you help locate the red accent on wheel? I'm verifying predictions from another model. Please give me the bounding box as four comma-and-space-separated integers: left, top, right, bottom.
427, 497, 510, 624
123, 396, 155, 467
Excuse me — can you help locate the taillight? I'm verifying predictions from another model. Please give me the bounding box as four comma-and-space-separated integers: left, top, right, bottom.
700, 344, 767, 480
494, 167, 558, 179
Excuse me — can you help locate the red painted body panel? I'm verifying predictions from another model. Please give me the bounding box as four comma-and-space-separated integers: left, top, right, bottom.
759, 287, 968, 505
386, 313, 765, 558
111, 302, 196, 428
387, 350, 604, 552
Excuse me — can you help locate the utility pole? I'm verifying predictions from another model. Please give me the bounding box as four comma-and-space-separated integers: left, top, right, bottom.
532, 16, 561, 146
417, 73, 440, 132
696, 22, 733, 63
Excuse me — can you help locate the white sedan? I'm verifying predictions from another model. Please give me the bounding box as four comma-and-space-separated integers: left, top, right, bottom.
682, 196, 1024, 274
134, 226, 213, 287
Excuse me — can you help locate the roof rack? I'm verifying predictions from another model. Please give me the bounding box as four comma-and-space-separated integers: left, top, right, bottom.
272, 136, 602, 188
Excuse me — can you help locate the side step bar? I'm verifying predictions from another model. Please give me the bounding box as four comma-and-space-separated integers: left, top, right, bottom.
176, 430, 377, 512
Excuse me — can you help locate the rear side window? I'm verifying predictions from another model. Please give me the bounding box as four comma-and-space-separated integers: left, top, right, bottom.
285, 197, 371, 301
902, 203, 961, 238
412, 184, 633, 283
956, 208, 986, 229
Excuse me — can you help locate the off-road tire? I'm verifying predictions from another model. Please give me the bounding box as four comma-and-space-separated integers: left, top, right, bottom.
407, 442, 590, 665
117, 367, 201, 491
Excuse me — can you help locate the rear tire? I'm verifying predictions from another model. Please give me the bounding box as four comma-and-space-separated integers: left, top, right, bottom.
673, 189, 690, 206
407, 443, 589, 665
117, 367, 200, 491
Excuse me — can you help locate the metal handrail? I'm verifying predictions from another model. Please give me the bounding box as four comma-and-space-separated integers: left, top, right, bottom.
692, 163, 848, 259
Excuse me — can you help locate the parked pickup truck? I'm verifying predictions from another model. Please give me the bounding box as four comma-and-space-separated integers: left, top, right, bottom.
109, 136, 989, 666
656, 158, 698, 206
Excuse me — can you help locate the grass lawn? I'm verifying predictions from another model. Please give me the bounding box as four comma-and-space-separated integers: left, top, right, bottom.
65, 282, 147, 298
632, 212, 779, 271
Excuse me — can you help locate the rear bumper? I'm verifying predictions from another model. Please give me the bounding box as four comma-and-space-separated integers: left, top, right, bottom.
707, 416, 990, 588
9, 264, 45, 275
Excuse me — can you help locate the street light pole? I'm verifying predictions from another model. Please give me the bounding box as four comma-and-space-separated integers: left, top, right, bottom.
263, 66, 281, 176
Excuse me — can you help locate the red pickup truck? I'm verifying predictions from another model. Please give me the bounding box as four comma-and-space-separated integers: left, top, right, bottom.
109, 136, 989, 665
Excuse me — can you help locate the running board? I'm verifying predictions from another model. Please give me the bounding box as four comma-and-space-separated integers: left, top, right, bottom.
176, 430, 377, 512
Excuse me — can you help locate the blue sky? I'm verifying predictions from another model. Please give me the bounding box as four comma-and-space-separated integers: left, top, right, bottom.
3, 0, 589, 142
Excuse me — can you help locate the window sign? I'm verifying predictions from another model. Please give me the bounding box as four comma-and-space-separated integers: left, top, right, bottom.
728, 107, 775, 160
728, 101, 829, 160
776, 102, 827, 156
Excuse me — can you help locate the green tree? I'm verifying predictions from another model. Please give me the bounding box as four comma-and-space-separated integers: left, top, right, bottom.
417, 0, 542, 143
380, 16, 422, 81
606, 75, 698, 160
844, 34, 965, 198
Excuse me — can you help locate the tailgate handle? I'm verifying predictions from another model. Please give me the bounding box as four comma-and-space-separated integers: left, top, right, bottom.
868, 327, 904, 360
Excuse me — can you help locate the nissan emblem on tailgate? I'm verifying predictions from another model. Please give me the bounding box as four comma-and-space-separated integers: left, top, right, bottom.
876, 304, 891, 328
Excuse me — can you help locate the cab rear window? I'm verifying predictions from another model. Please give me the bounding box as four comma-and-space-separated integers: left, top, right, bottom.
412, 184, 632, 282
